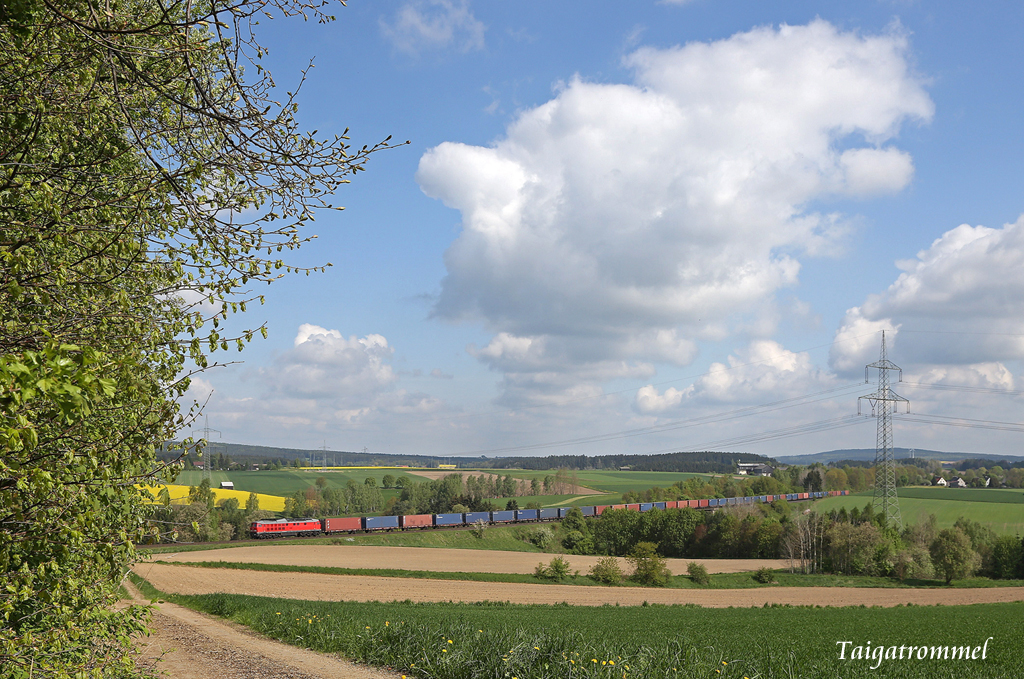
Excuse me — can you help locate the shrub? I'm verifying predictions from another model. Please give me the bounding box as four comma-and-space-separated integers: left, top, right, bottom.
528, 526, 555, 549
470, 519, 487, 539
589, 557, 624, 584
752, 567, 774, 584
627, 542, 671, 587
687, 561, 711, 585
535, 556, 572, 581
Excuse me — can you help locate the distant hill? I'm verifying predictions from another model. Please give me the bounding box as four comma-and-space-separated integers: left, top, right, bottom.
777, 448, 1024, 465
159, 442, 774, 473
481, 451, 776, 473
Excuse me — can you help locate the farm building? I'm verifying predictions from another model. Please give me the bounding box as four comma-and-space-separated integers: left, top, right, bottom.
737, 463, 773, 476
219, 481, 234, 490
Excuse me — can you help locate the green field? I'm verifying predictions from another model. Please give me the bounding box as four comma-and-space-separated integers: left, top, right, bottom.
568, 470, 710, 494
134, 576, 1024, 679
813, 490, 1024, 535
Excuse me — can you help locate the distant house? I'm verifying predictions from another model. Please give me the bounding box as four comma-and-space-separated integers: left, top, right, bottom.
737, 463, 774, 476
219, 481, 234, 490
947, 477, 967, 488
933, 476, 948, 487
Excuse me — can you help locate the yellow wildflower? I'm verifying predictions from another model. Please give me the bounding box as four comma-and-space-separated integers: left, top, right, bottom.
609, 660, 615, 665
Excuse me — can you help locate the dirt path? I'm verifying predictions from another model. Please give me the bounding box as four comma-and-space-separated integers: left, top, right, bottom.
153, 545, 790, 576
137, 563, 1024, 609
125, 580, 398, 678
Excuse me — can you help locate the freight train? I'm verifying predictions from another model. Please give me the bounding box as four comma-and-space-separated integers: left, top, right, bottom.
248, 490, 849, 538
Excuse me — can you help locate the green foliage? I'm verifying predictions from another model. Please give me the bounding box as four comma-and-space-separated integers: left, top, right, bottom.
752, 567, 775, 584
527, 526, 555, 549
627, 542, 671, 586
588, 556, 624, 584
534, 556, 571, 581
687, 561, 711, 585
930, 528, 982, 585
1, 0, 398, 672
992, 535, 1023, 580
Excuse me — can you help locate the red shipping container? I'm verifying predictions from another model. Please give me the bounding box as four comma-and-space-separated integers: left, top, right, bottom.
611, 504, 626, 510
322, 517, 361, 533
626, 503, 641, 511
595, 505, 608, 515
698, 499, 709, 507
664, 501, 677, 509
400, 514, 432, 529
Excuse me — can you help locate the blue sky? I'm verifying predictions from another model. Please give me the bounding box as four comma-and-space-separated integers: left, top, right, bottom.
186, 0, 1024, 460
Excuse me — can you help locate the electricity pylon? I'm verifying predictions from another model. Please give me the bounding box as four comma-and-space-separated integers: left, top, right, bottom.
192, 415, 221, 484
858, 331, 908, 529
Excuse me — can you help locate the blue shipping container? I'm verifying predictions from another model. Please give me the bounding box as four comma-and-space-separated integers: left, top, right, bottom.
653, 502, 667, 510
363, 516, 399, 530
516, 509, 539, 521
580, 506, 596, 516
434, 513, 463, 526
557, 507, 571, 518
539, 508, 559, 520
464, 511, 490, 524
492, 510, 515, 523
639, 503, 654, 512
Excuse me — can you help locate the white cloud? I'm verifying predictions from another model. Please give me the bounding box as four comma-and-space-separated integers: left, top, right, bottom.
380, 0, 485, 55
831, 215, 1024, 371
419, 20, 931, 402
635, 340, 835, 414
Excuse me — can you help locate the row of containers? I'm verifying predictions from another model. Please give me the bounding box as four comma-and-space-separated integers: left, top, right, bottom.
301, 489, 849, 534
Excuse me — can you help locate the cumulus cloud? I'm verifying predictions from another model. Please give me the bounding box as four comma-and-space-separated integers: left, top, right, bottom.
419, 20, 931, 402
225, 324, 446, 431
635, 340, 835, 414
380, 0, 485, 55
831, 215, 1024, 373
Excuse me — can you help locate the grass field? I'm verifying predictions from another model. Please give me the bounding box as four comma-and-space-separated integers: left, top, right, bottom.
141, 523, 553, 554
812, 490, 1024, 535
133, 575, 1024, 678
568, 470, 711, 494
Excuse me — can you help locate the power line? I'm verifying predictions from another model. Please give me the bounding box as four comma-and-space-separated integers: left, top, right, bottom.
450, 381, 867, 456
901, 382, 1024, 397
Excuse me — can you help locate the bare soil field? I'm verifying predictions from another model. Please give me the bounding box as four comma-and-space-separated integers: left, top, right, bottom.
124, 581, 397, 679
405, 470, 602, 495
137, 563, 1024, 608
153, 545, 791, 575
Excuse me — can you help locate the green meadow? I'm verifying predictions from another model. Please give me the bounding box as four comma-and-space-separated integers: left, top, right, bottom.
813, 489, 1024, 535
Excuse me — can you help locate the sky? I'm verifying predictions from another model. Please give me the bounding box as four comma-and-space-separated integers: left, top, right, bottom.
183, 0, 1024, 461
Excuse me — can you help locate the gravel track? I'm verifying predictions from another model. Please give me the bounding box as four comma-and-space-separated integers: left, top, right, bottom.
136, 562, 1024, 609
125, 580, 398, 678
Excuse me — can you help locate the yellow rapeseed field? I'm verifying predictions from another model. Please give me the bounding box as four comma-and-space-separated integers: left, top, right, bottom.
137, 484, 286, 511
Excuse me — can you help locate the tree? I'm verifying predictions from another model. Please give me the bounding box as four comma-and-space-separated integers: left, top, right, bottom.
0, 1, 397, 674
382, 474, 395, 489
930, 528, 982, 585
364, 476, 377, 488
627, 541, 671, 586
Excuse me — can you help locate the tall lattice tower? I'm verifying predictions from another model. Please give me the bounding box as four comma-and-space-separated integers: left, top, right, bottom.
859, 331, 908, 529
192, 415, 221, 484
